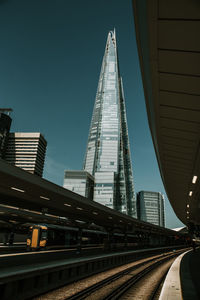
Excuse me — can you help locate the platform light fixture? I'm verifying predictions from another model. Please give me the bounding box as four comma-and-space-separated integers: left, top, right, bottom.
11, 187, 25, 193
189, 191, 193, 196
64, 203, 71, 207
108, 216, 112, 219
192, 175, 198, 184
187, 204, 190, 208
40, 196, 50, 200
76, 207, 83, 210
93, 211, 98, 215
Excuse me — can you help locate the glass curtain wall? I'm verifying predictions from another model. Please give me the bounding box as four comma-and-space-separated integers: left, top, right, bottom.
84, 30, 136, 218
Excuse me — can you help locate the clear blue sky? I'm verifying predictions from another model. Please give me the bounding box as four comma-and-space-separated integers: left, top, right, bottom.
0, 0, 184, 229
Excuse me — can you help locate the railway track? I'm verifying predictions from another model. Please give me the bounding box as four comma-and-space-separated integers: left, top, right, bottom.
99, 257, 173, 300
62, 249, 184, 300
149, 270, 168, 300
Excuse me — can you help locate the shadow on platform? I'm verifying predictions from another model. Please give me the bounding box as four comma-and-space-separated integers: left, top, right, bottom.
180, 248, 200, 300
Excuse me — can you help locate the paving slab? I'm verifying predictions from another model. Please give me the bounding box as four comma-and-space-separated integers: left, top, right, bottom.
159, 248, 200, 300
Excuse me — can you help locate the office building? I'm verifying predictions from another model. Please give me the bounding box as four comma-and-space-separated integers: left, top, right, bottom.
83, 30, 136, 217
63, 170, 94, 201
0, 109, 12, 159
137, 191, 165, 227
5, 132, 47, 177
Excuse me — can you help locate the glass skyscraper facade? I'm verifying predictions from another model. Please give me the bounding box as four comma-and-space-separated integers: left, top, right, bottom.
63, 170, 94, 201
84, 30, 136, 218
5, 132, 47, 177
137, 191, 165, 227
0, 112, 12, 159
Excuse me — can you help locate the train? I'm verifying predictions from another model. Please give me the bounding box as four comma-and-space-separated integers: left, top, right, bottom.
26, 223, 188, 251
27, 224, 108, 251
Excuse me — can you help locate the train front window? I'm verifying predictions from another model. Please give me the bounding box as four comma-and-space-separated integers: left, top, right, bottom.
28, 228, 32, 238
41, 230, 47, 240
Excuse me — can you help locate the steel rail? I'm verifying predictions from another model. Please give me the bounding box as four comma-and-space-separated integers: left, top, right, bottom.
102, 253, 178, 300
65, 249, 184, 300
149, 270, 169, 300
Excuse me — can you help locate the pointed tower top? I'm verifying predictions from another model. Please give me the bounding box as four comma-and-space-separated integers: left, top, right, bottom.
109, 29, 116, 39
107, 29, 116, 48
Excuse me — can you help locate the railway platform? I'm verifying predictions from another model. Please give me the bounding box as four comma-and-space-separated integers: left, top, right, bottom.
0, 243, 26, 254
0, 245, 185, 300
159, 248, 200, 300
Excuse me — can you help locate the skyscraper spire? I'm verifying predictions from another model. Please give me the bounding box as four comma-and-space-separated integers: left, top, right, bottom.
84, 30, 136, 218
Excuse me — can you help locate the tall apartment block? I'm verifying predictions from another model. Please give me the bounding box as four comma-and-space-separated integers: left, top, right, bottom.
83, 30, 136, 217
137, 191, 165, 227
63, 170, 94, 201
0, 109, 12, 159
5, 132, 47, 177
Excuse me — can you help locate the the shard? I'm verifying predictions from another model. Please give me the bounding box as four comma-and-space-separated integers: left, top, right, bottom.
84, 30, 136, 218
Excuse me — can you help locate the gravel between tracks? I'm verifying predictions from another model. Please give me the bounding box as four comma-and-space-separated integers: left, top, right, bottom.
33, 252, 176, 300
120, 257, 175, 300
33, 253, 166, 300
